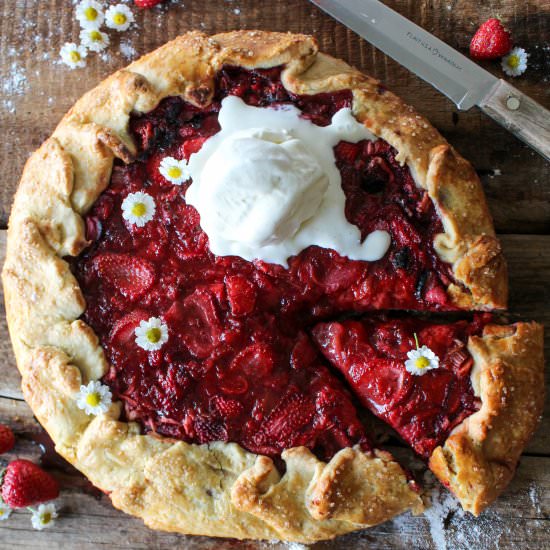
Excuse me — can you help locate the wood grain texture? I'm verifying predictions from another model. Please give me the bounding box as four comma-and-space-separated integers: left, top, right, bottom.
0, 0, 549, 231
0, 227, 548, 547
0, 397, 548, 550
0, 231, 548, 451
480, 78, 550, 161
0, 0, 549, 547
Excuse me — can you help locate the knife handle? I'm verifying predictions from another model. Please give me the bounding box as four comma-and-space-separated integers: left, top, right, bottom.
479, 79, 550, 162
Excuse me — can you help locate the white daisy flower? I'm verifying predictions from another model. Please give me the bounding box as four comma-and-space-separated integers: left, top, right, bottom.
0, 501, 12, 521
121, 191, 156, 227
76, 380, 112, 416
105, 4, 134, 32
502, 47, 529, 77
59, 43, 88, 69
404, 334, 440, 376
159, 156, 191, 185
75, 0, 104, 30
80, 28, 110, 52
135, 317, 169, 351
30, 503, 58, 530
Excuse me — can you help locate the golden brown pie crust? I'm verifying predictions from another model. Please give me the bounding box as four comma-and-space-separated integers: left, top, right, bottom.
2, 31, 542, 542
430, 322, 544, 515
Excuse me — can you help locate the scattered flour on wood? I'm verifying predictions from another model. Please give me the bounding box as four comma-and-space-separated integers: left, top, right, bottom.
3, 99, 15, 114
2, 63, 27, 96
419, 471, 528, 550
265, 542, 307, 550
2, 62, 28, 111
528, 482, 542, 515
423, 475, 462, 550
452, 515, 511, 550
120, 41, 137, 60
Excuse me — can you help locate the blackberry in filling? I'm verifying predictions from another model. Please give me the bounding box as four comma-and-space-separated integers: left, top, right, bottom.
72, 66, 479, 461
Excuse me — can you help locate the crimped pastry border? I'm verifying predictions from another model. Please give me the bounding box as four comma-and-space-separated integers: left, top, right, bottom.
430, 321, 544, 515
2, 31, 520, 542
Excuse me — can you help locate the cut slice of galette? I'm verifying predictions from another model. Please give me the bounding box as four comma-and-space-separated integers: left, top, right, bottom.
2, 31, 543, 543
312, 315, 544, 514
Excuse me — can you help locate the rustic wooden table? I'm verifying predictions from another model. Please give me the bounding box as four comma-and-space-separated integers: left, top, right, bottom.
0, 1, 549, 548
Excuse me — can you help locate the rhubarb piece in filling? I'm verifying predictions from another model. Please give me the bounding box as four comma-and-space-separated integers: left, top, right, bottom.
72, 66, 463, 461
312, 315, 490, 458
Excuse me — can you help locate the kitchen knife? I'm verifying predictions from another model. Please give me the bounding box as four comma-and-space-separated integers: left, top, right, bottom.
310, 0, 550, 161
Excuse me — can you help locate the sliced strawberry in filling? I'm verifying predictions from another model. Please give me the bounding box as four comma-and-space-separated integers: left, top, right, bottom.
71, 66, 470, 463
100, 322, 371, 460
164, 288, 223, 359
312, 315, 490, 458
92, 252, 155, 302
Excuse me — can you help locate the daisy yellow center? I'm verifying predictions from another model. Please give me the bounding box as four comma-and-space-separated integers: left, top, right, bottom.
113, 12, 127, 25
84, 7, 98, 20
69, 51, 81, 63
146, 327, 162, 343
131, 202, 147, 217
167, 166, 182, 179
89, 30, 102, 41
86, 392, 101, 407
414, 356, 430, 369
41, 512, 52, 524
507, 55, 520, 69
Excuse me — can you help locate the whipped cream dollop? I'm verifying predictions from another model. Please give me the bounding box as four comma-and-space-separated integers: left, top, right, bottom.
185, 95, 391, 266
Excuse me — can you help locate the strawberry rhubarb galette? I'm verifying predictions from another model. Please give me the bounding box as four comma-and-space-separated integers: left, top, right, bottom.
2, 32, 544, 543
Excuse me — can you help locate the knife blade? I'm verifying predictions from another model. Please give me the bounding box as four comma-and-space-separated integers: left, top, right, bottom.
310, 0, 550, 161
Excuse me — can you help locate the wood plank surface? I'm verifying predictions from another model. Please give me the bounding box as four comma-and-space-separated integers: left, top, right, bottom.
0, 383, 549, 550
0, 0, 549, 548
0, 430, 547, 550
0, 232, 548, 452
1, 1, 549, 232
0, 229, 548, 548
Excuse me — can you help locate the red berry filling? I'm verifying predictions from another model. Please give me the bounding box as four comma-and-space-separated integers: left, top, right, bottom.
72, 66, 466, 461
312, 315, 490, 458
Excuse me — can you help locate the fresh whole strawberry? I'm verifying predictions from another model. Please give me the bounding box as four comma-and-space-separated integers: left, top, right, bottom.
0, 424, 15, 454
134, 0, 163, 8
470, 18, 513, 60
1, 459, 59, 508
